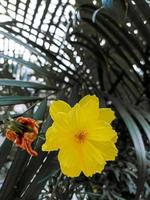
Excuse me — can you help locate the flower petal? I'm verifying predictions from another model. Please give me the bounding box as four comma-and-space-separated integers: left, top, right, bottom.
85, 120, 111, 132
58, 145, 81, 177
50, 100, 71, 121
88, 127, 118, 142
78, 95, 100, 123
81, 142, 106, 176
67, 104, 84, 132
42, 126, 60, 151
99, 108, 115, 123
78, 95, 99, 107
91, 141, 118, 161
53, 112, 75, 135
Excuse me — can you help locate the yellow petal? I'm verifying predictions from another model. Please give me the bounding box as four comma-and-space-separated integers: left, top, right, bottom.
50, 100, 71, 121
68, 103, 98, 132
53, 112, 75, 136
91, 141, 118, 161
53, 113, 69, 131
85, 120, 111, 132
77, 95, 100, 123
79, 95, 99, 107
99, 108, 115, 123
81, 142, 106, 176
67, 104, 80, 132
58, 145, 81, 177
88, 127, 118, 142
42, 126, 60, 151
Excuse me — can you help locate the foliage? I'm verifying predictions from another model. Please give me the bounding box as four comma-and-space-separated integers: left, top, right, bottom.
0, 0, 150, 200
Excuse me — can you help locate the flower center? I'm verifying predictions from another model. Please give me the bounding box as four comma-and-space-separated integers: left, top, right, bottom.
74, 131, 87, 143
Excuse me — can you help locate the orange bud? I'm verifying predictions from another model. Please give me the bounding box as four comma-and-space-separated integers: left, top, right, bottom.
5, 117, 39, 156
5, 129, 17, 142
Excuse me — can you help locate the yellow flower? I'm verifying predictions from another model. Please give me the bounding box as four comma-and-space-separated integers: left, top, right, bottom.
42, 95, 118, 177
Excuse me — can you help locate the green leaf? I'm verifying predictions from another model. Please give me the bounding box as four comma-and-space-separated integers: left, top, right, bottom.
0, 54, 50, 78
139, 110, 150, 123
33, 98, 48, 121
0, 96, 42, 106
0, 30, 46, 60
20, 152, 59, 200
110, 97, 147, 200
99, 0, 128, 24
0, 79, 57, 90
33, 98, 48, 147
0, 150, 30, 200
127, 107, 150, 142
0, 139, 12, 170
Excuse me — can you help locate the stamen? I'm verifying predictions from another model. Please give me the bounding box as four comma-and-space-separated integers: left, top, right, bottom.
74, 131, 87, 143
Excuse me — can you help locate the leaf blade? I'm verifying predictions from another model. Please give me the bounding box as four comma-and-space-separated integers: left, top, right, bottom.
0, 96, 42, 106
